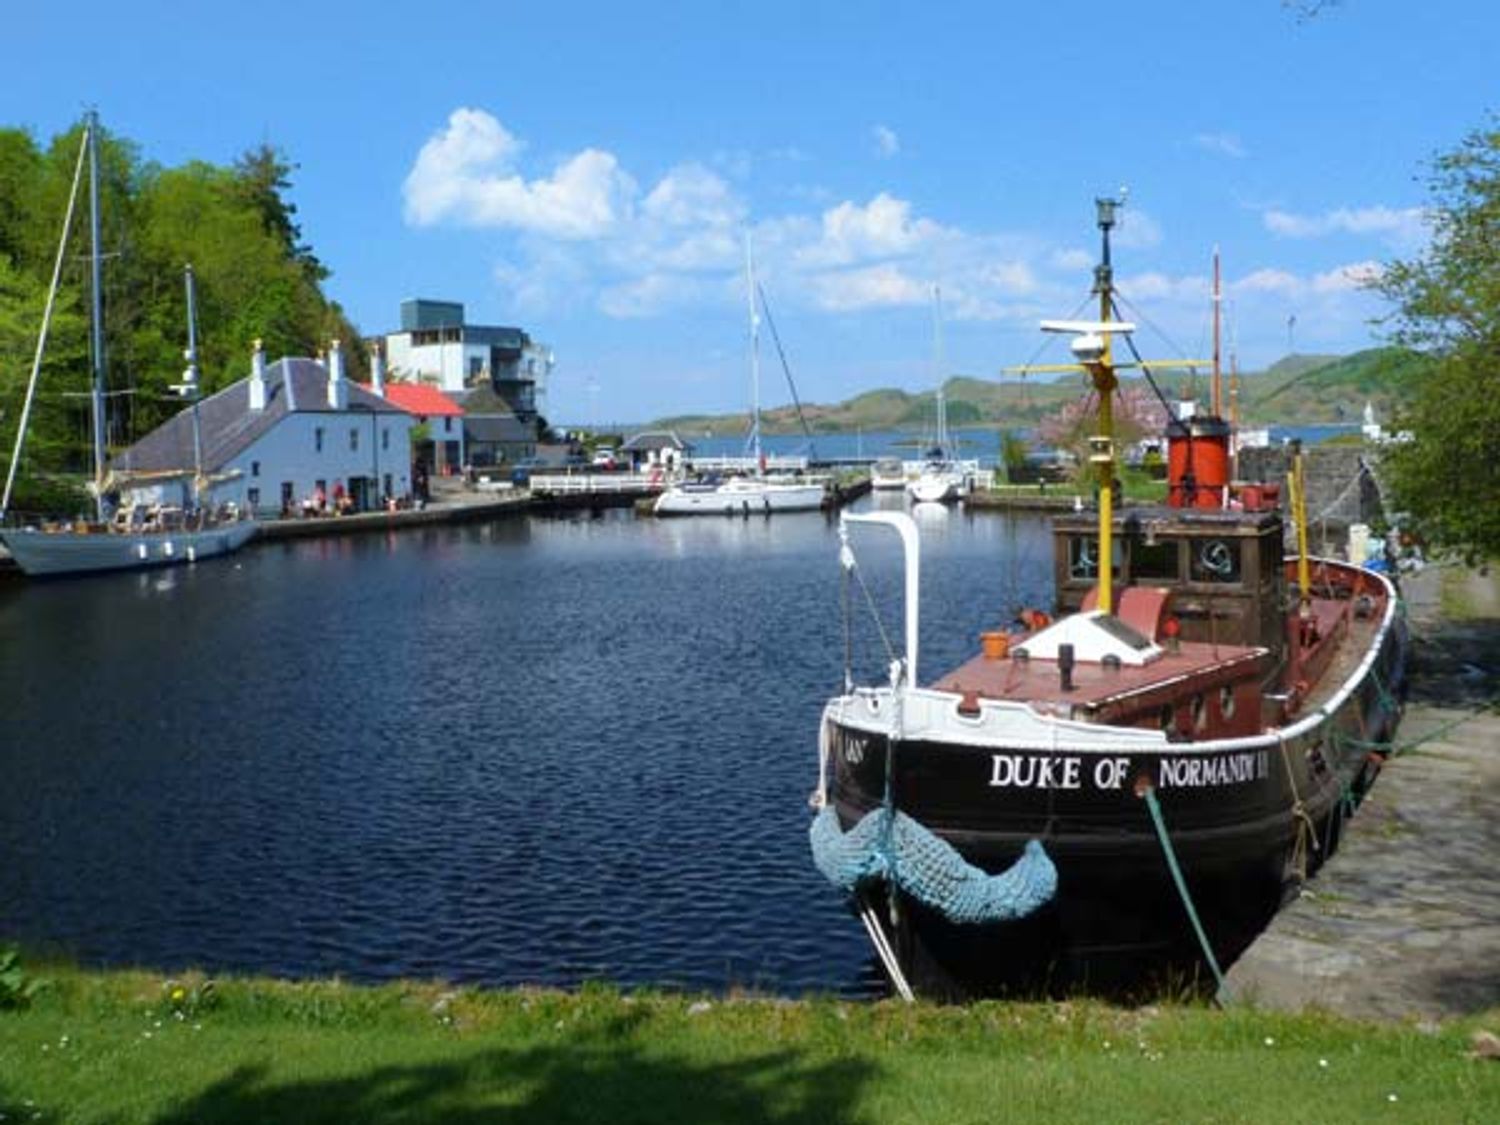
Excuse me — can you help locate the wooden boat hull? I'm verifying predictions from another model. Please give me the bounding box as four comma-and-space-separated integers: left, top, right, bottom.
818, 566, 1408, 996
0, 520, 258, 577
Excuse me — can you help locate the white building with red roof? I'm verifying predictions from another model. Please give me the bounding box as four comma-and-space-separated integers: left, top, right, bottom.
361, 350, 466, 477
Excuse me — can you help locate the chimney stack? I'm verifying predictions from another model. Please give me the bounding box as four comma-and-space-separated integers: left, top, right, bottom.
370, 342, 386, 398
248, 339, 268, 411
327, 339, 348, 410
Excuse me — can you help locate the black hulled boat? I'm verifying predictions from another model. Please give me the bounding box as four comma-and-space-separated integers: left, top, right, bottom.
810, 199, 1408, 999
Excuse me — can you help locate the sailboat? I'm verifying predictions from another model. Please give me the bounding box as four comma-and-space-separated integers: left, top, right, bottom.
809, 197, 1409, 998
653, 238, 825, 517
0, 113, 256, 577
906, 287, 967, 504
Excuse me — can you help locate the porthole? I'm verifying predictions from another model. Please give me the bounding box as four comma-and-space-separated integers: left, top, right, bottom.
1191, 693, 1207, 731
1159, 704, 1175, 731
1220, 685, 1236, 720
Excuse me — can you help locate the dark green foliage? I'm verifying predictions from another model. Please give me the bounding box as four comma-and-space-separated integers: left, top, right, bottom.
0, 946, 45, 1009
1374, 118, 1500, 562
0, 117, 360, 494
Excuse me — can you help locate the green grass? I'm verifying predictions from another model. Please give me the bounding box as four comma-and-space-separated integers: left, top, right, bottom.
1, 962, 1496, 1123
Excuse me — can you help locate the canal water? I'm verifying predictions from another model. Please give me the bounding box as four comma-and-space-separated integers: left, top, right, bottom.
0, 497, 1053, 996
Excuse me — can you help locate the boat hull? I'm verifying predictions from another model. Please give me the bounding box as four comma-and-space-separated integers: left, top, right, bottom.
818, 582, 1408, 996
0, 520, 258, 577
653, 481, 824, 516
906, 470, 964, 504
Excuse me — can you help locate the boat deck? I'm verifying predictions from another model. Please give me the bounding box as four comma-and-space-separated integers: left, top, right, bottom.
930, 638, 1265, 711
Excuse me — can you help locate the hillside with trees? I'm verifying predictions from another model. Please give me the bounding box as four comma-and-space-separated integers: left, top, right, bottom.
0, 119, 359, 505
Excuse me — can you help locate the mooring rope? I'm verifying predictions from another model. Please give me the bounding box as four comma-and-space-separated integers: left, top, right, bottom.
1142, 786, 1228, 999
1276, 734, 1320, 882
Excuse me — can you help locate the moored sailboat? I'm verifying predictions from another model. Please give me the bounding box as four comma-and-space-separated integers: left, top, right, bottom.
0, 113, 255, 577
810, 198, 1408, 998
906, 288, 967, 504
654, 238, 824, 517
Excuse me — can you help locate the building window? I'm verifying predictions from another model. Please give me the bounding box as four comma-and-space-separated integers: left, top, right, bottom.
469, 356, 484, 380
444, 417, 453, 433
381, 428, 390, 451
251, 460, 261, 478
350, 428, 359, 452
315, 427, 324, 453
248, 487, 261, 509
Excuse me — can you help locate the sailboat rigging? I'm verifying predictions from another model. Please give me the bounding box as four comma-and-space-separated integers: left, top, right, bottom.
653, 235, 824, 516
0, 112, 256, 577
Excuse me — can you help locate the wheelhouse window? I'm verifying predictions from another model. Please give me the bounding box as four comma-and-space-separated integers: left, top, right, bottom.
1068, 536, 1120, 582
1190, 538, 1242, 583
1131, 539, 1181, 581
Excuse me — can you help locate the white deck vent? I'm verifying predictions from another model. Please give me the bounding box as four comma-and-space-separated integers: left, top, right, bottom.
1013, 610, 1163, 667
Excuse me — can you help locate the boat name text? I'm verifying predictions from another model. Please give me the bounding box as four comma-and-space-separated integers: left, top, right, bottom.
988, 750, 1269, 791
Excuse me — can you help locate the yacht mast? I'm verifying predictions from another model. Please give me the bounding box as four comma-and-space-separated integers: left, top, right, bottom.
1211, 246, 1223, 417
932, 284, 947, 453
182, 264, 205, 504
745, 233, 761, 469
86, 111, 108, 522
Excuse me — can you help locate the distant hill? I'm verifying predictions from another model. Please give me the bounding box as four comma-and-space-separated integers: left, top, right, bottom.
1242, 348, 1432, 423
646, 346, 1432, 435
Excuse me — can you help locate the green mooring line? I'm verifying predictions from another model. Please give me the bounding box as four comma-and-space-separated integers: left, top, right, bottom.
1143, 786, 1228, 999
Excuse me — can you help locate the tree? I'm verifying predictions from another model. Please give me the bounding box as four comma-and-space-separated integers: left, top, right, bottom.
1374, 119, 1500, 562
0, 116, 364, 503
233, 144, 328, 283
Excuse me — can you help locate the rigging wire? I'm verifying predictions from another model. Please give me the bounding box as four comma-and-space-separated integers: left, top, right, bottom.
756, 282, 817, 459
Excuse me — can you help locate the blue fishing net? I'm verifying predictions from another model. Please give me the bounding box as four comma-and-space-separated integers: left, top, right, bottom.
810, 804, 1057, 925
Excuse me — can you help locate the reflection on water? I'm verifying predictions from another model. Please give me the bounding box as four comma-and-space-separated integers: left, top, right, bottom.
0, 500, 1051, 995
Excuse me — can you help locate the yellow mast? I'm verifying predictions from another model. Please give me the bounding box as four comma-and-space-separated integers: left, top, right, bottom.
1290, 441, 1312, 611
1092, 197, 1121, 615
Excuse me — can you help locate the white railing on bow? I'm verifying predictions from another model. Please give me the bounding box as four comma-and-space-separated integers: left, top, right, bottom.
528, 473, 667, 496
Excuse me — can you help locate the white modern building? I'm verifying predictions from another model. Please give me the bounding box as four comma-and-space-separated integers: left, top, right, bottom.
383, 298, 552, 414
115, 340, 417, 517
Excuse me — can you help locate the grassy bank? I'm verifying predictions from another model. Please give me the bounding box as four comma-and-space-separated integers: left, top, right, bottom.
2, 962, 1495, 1122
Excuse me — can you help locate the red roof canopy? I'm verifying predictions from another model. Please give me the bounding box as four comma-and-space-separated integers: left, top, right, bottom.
359, 383, 464, 417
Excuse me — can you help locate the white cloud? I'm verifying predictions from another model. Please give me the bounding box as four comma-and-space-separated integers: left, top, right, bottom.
1113, 208, 1163, 250
642, 163, 743, 229
979, 260, 1040, 297
403, 107, 635, 239
1237, 267, 1303, 296
1313, 260, 1382, 293
1262, 205, 1426, 249
599, 273, 710, 319
1050, 247, 1094, 272
813, 264, 930, 311
402, 107, 1388, 377
872, 124, 900, 158
1193, 132, 1247, 159
797, 193, 943, 268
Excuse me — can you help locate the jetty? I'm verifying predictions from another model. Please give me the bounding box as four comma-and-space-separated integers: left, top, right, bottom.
1225, 562, 1500, 1020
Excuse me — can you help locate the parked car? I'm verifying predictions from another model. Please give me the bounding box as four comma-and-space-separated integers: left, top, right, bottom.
510, 456, 547, 486
592, 448, 619, 470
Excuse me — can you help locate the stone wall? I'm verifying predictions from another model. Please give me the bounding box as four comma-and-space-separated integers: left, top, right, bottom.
1237, 444, 1387, 545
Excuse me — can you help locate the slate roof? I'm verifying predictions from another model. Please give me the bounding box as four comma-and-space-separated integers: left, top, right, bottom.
622, 430, 694, 454
115, 357, 404, 474
466, 415, 539, 443
456, 384, 534, 415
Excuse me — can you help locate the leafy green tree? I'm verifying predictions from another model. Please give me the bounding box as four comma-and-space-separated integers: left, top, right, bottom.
0, 117, 364, 510
1374, 119, 1500, 562
234, 144, 327, 283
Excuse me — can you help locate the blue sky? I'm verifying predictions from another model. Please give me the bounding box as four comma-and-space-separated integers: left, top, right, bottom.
5, 2, 1491, 423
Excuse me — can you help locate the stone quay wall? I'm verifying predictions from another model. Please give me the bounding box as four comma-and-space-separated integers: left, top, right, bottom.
1237, 444, 1388, 539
